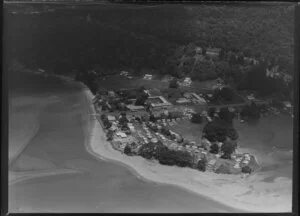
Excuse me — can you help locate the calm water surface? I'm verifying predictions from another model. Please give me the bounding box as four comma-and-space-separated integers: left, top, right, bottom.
9, 74, 239, 213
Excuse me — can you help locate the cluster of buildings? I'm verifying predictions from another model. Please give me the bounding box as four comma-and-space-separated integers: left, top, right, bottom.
94, 83, 261, 174
266, 65, 293, 85
100, 101, 259, 174
176, 92, 208, 106
120, 70, 133, 79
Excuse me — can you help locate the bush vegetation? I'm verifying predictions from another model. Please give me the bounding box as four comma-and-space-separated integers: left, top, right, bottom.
5, 4, 294, 96
197, 157, 207, 172
202, 119, 238, 142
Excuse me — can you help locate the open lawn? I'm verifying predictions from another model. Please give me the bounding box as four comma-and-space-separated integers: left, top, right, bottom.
97, 75, 219, 93
97, 75, 170, 91
169, 119, 205, 144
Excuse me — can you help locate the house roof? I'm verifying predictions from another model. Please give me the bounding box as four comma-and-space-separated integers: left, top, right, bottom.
206, 48, 221, 53
107, 115, 116, 121
126, 104, 145, 111
176, 98, 190, 103
283, 101, 292, 108
208, 159, 217, 165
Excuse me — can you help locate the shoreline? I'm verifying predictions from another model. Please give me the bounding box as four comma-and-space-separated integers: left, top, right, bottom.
82, 83, 292, 213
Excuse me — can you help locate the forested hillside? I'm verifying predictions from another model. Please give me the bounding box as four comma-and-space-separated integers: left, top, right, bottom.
4, 3, 294, 77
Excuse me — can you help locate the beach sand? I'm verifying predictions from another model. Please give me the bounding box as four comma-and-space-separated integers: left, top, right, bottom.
83, 87, 292, 213
8, 72, 292, 212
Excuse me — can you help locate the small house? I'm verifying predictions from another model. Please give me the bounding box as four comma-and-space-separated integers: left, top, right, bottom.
183, 77, 192, 86
176, 98, 190, 104
244, 57, 259, 65
191, 93, 207, 105
120, 71, 129, 76
126, 104, 145, 111
283, 101, 292, 108
201, 138, 211, 149
206, 48, 221, 58
183, 92, 192, 99
195, 46, 202, 54
108, 91, 116, 98
206, 116, 212, 122
216, 77, 224, 84
38, 68, 45, 73
116, 132, 127, 138
107, 115, 116, 122
110, 125, 118, 131
143, 74, 153, 80
207, 159, 217, 171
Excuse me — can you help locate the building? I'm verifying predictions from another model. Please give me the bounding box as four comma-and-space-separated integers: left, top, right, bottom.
107, 115, 116, 122
191, 93, 207, 105
148, 96, 172, 108
216, 77, 224, 84
169, 111, 184, 119
108, 91, 116, 98
183, 92, 192, 99
283, 101, 292, 108
247, 94, 255, 101
212, 83, 225, 90
195, 46, 202, 54
176, 98, 190, 104
126, 104, 145, 111
183, 77, 192, 86
206, 48, 221, 58
207, 159, 217, 171
201, 138, 211, 149
283, 73, 293, 84
266, 65, 280, 79
143, 74, 153, 80
120, 71, 129, 76
116, 132, 127, 138
244, 57, 259, 65
38, 68, 45, 73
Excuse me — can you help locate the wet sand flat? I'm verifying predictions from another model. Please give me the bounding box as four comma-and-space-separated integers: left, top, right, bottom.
9, 74, 238, 213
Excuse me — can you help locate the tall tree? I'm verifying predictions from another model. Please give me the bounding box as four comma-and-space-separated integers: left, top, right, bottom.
220, 140, 237, 160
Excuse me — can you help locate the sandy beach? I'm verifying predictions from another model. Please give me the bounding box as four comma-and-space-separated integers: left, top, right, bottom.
8, 72, 292, 212
10, 74, 241, 213
84, 87, 292, 213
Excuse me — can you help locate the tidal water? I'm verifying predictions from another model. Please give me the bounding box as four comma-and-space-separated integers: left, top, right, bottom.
9, 73, 239, 213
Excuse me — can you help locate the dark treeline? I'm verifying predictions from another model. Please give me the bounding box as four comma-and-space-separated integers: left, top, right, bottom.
4, 4, 294, 87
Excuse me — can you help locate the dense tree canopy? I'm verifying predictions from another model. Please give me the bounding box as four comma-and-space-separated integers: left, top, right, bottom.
220, 140, 238, 159
191, 113, 203, 124
135, 91, 149, 106
169, 78, 179, 88
218, 107, 235, 125
202, 119, 239, 142
6, 4, 293, 99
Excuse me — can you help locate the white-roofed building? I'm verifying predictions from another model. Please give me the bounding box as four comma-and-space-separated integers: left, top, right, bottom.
107, 115, 116, 122
176, 98, 190, 104
182, 77, 192, 86
126, 104, 145, 111
143, 74, 153, 80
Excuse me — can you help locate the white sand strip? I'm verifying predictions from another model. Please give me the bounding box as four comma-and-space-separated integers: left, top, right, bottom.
82, 84, 292, 213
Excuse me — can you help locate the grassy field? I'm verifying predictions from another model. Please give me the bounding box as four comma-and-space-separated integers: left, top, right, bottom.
169, 119, 205, 144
